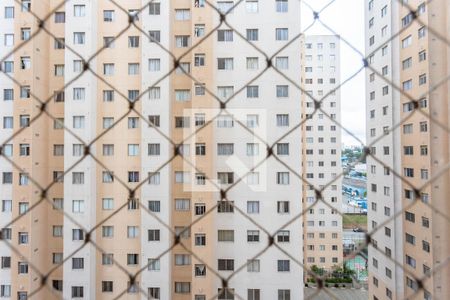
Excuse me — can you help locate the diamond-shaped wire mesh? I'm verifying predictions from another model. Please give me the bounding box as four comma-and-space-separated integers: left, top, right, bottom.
0, 0, 449, 299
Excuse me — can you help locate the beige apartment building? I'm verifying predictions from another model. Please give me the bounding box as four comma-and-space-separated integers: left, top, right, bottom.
0, 0, 319, 299
365, 0, 450, 299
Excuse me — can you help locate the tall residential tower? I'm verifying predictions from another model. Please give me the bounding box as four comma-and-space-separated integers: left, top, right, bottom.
0, 1, 307, 299
302, 35, 343, 275
365, 1, 450, 299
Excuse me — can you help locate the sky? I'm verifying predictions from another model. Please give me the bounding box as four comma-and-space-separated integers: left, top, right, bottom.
300, 0, 366, 147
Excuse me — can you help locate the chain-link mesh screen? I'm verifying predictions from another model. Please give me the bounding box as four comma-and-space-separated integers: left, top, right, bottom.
0, 0, 449, 299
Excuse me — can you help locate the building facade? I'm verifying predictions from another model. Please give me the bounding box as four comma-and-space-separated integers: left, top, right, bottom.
365, 0, 450, 299
302, 35, 343, 274
0, 0, 315, 299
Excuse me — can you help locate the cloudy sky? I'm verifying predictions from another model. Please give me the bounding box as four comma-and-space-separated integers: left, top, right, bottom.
300, 0, 366, 147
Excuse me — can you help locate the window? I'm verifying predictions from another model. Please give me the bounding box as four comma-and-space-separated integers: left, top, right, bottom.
103, 10, 114, 22
55, 12, 65, 23
217, 57, 234, 70
422, 240, 430, 253
419, 73, 427, 85
217, 201, 234, 213
147, 59, 161, 72
174, 282, 190, 294
72, 286, 84, 298
218, 259, 234, 271
102, 281, 113, 292
402, 35, 412, 48
217, 143, 234, 156
175, 198, 190, 211
194, 24, 205, 37
148, 115, 160, 127
175, 9, 190, 20
276, 85, 289, 97
128, 144, 139, 156
217, 115, 234, 127
72, 257, 84, 269
247, 260, 260, 273
0, 285, 11, 297
1, 257, 11, 269
246, 230, 260, 242
19, 28, 31, 42
276, 0, 288, 12
103, 63, 114, 76
128, 63, 139, 75
74, 5, 85, 17
217, 30, 233, 42
195, 264, 206, 276
406, 255, 416, 268
194, 54, 205, 66
175, 254, 191, 265
20, 56, 31, 70
128, 171, 140, 182
406, 276, 418, 291
149, 31, 161, 43
127, 254, 139, 265
247, 57, 259, 70
195, 234, 206, 246
275, 57, 288, 69
381, 5, 387, 17
3, 89, 14, 101
3, 117, 13, 129
247, 201, 259, 214
419, 50, 427, 62
175, 90, 191, 101
72, 229, 84, 241
217, 1, 234, 14
72, 200, 84, 213
18, 262, 28, 274
276, 143, 289, 155
246, 29, 259, 41
73, 32, 85, 44
277, 260, 290, 272
277, 172, 289, 185
148, 229, 160, 241
149, 87, 161, 100
418, 26, 426, 39
246, 143, 259, 156
218, 230, 234, 242
2, 172, 12, 184
175, 35, 190, 48
149, 2, 160, 14
1, 200, 12, 212
18, 232, 28, 244
19, 144, 30, 156
3, 61, 13, 73
148, 171, 161, 185
194, 203, 206, 216
148, 201, 161, 212
195, 84, 205, 95
246, 0, 258, 13
275, 28, 288, 41
4, 7, 14, 18
217, 172, 234, 184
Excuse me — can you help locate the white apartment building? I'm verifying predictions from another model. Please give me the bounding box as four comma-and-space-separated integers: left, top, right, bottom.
302, 35, 343, 274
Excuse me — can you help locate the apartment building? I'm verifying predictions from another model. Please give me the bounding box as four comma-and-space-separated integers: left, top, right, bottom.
365, 1, 450, 299
302, 35, 343, 274
0, 0, 307, 299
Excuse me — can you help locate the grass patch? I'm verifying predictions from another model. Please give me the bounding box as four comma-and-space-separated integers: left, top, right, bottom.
343, 214, 367, 230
